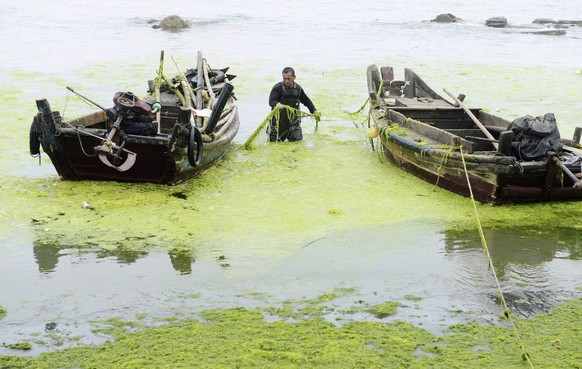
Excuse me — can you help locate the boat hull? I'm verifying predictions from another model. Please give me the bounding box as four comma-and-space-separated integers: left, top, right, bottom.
380, 134, 582, 204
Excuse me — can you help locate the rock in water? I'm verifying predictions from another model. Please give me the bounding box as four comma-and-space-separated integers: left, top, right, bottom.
486, 17, 508, 28
158, 15, 192, 31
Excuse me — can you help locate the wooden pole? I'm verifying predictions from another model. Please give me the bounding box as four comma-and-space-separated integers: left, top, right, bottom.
171, 56, 195, 108
195, 51, 204, 127
155, 50, 164, 134
202, 59, 216, 108
443, 88, 498, 150
552, 156, 582, 189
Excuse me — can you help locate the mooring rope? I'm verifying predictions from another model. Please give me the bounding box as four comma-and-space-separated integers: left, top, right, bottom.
459, 146, 534, 368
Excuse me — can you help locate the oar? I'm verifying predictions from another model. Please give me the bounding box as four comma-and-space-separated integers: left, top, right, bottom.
66, 86, 107, 111
551, 155, 582, 190
465, 136, 499, 143
443, 88, 498, 150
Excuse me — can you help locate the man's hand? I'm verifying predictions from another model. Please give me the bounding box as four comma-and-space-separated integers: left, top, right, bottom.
276, 103, 285, 109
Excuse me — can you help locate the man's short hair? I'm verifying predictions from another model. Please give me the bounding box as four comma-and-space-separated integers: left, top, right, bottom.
282, 67, 295, 76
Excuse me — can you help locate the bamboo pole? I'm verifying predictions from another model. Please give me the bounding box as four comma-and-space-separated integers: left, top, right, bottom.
155, 50, 164, 134
443, 88, 498, 150
171, 56, 196, 109
163, 76, 186, 106
202, 59, 216, 108
195, 51, 204, 127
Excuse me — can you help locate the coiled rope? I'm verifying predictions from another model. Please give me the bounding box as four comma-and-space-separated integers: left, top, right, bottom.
459, 146, 534, 368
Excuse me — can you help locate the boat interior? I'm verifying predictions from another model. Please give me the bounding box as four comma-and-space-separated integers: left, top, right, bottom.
371, 66, 521, 154
66, 106, 183, 136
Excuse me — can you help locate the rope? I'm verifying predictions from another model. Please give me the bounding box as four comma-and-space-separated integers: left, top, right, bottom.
59, 91, 110, 157
459, 146, 534, 368
434, 145, 455, 190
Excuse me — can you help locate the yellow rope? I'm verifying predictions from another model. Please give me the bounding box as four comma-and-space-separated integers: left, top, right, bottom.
459, 147, 534, 368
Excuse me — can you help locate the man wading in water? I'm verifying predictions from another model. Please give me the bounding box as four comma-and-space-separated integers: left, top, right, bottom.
268, 67, 319, 142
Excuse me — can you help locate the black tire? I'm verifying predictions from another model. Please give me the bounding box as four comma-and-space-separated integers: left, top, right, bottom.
29, 118, 41, 156
187, 125, 203, 167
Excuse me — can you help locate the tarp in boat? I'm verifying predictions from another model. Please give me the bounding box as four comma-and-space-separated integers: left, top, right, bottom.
509, 113, 563, 161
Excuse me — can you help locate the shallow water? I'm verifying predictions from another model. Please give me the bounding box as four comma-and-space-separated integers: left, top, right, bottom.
1, 0, 582, 356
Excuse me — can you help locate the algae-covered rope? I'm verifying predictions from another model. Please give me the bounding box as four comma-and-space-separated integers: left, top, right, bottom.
348, 97, 370, 128
351, 80, 385, 150
349, 78, 384, 129
459, 147, 535, 369
433, 145, 457, 190
243, 105, 320, 150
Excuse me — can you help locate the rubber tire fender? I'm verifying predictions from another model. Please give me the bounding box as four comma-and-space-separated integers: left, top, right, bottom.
187, 125, 203, 167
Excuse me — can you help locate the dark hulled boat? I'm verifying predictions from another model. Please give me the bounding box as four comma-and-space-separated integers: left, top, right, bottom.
366, 64, 582, 204
30, 51, 239, 185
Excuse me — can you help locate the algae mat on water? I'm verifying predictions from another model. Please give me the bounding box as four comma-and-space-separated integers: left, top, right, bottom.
1, 298, 581, 368
3, 61, 582, 368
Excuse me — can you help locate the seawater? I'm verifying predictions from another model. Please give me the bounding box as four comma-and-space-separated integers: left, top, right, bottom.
1, 0, 582, 355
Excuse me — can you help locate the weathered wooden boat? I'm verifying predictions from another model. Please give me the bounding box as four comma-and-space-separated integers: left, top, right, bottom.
366, 64, 582, 204
29, 51, 239, 185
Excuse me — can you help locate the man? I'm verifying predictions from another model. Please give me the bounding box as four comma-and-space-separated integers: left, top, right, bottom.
268, 67, 319, 142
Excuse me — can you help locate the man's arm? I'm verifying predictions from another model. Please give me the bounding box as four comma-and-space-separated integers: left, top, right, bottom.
299, 89, 317, 113
268, 83, 283, 109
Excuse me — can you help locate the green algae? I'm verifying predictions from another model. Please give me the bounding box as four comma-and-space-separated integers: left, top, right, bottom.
5, 342, 32, 351
5, 128, 484, 263
262, 288, 360, 321
367, 301, 402, 318
404, 294, 423, 302
2, 57, 582, 368
383, 122, 408, 137
1, 298, 581, 368
0, 306, 6, 320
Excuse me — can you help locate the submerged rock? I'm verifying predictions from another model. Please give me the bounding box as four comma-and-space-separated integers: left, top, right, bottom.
486, 17, 508, 28
557, 19, 582, 26
432, 13, 462, 23
521, 29, 567, 36
532, 18, 582, 27
532, 18, 556, 24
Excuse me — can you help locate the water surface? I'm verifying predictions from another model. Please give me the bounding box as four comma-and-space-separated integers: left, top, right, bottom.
1, 0, 582, 356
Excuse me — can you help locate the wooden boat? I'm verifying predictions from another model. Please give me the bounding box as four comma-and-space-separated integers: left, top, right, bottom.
29, 51, 239, 185
366, 64, 582, 204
